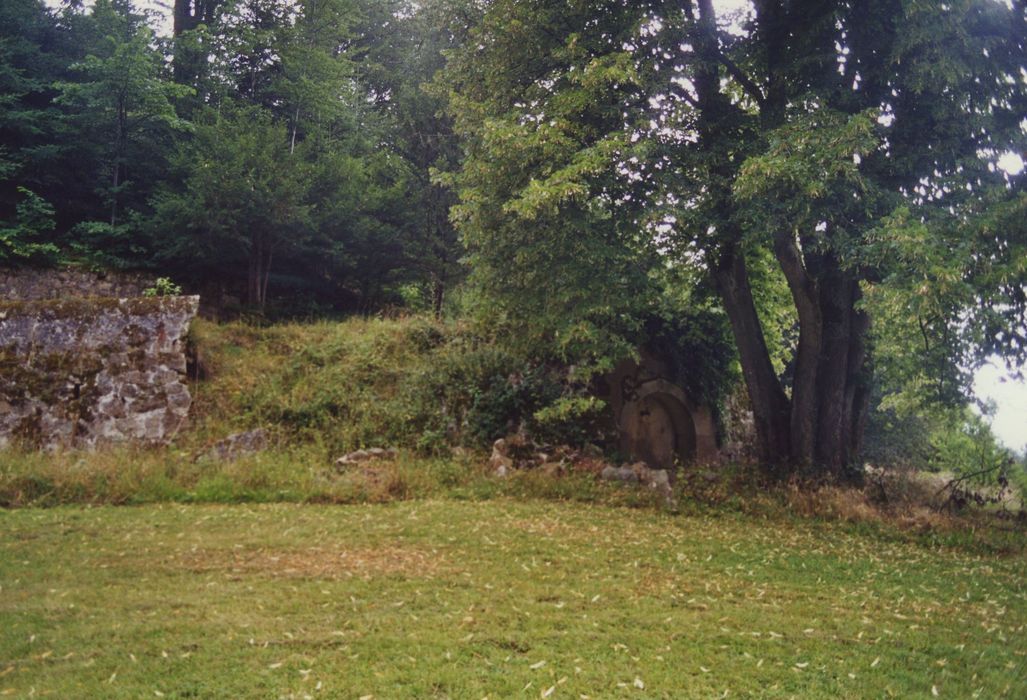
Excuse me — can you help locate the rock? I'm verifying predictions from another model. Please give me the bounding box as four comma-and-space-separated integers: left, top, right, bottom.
334, 446, 399, 469
0, 296, 199, 449
207, 428, 268, 462
645, 468, 672, 497
628, 461, 651, 480
540, 461, 564, 477
600, 465, 638, 483
489, 452, 513, 475
492, 437, 509, 456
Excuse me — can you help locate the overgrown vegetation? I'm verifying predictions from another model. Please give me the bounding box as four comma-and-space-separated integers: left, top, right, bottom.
2, 316, 1024, 547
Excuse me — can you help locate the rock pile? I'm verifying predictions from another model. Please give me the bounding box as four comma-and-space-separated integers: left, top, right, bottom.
488, 434, 675, 501
599, 462, 673, 500
488, 435, 602, 478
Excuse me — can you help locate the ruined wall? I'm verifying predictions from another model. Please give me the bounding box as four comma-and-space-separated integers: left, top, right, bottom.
0, 266, 155, 302
0, 296, 199, 449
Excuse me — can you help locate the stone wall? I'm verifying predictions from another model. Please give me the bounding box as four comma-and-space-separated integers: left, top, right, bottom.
0, 266, 155, 302
0, 296, 199, 449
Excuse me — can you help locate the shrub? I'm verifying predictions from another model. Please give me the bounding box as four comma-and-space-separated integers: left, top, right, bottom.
143, 276, 183, 297
530, 396, 608, 447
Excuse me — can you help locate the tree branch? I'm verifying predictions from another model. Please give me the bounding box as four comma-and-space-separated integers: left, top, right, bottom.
715, 49, 766, 109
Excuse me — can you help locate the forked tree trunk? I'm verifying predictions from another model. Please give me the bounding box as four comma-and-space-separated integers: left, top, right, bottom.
688, 0, 873, 476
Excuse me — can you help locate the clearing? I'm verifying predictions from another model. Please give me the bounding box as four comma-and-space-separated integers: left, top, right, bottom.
1, 499, 1024, 698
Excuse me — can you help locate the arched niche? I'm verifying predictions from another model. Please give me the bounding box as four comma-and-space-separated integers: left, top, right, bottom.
618, 378, 718, 469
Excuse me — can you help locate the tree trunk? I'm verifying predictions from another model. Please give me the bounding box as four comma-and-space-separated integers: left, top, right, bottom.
247, 232, 270, 310
773, 230, 822, 466
714, 244, 792, 466
813, 266, 855, 471
431, 274, 445, 320
691, 0, 793, 468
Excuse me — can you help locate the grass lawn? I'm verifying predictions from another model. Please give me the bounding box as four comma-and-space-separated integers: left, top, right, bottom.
1, 499, 1024, 698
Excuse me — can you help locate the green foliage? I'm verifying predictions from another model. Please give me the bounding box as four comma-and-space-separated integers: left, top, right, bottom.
928, 411, 1016, 485
0, 0, 466, 317
530, 396, 607, 447
401, 336, 562, 449
142, 276, 182, 297
0, 187, 59, 263
437, 0, 660, 371
440, 0, 1027, 471
54, 0, 191, 233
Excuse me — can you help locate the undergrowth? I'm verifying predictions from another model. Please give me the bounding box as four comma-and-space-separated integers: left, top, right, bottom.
2, 315, 1024, 555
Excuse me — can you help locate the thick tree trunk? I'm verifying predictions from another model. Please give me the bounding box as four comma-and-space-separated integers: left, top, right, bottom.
773, 230, 821, 465
714, 244, 792, 466
813, 265, 855, 471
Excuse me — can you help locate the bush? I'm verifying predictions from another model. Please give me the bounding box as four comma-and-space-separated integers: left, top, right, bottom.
530, 396, 608, 447
143, 276, 183, 297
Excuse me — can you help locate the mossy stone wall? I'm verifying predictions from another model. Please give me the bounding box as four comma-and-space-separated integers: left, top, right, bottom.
0, 296, 199, 449
0, 266, 155, 302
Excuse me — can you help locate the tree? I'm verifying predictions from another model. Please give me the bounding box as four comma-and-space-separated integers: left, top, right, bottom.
171, 0, 225, 85
150, 104, 309, 309
356, 0, 471, 317
0, 0, 78, 231
441, 0, 1027, 475
0, 187, 59, 264
55, 0, 189, 232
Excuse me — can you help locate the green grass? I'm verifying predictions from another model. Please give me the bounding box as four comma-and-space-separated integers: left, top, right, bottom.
2, 499, 1025, 698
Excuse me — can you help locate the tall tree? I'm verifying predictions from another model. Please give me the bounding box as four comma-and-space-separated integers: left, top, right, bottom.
150, 104, 309, 308
441, 0, 1027, 474
357, 0, 471, 317
171, 0, 225, 85
55, 0, 189, 231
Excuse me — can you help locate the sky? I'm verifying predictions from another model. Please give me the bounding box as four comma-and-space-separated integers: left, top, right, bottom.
975, 361, 1027, 453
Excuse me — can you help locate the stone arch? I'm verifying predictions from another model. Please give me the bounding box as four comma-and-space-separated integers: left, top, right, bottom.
618, 378, 718, 469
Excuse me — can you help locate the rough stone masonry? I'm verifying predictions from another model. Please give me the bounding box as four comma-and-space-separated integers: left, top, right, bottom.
0, 296, 199, 449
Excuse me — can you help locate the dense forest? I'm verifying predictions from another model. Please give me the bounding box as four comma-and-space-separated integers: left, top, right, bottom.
1, 0, 1025, 478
